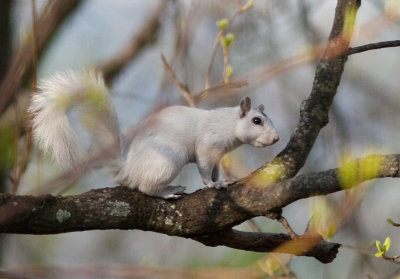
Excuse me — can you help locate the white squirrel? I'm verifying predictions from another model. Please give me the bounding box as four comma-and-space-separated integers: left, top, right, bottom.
29, 70, 279, 199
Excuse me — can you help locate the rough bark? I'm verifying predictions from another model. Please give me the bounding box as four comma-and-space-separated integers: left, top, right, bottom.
1, 154, 399, 263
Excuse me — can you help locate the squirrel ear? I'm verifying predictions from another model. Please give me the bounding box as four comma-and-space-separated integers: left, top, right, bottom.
258, 104, 264, 112
240, 97, 251, 118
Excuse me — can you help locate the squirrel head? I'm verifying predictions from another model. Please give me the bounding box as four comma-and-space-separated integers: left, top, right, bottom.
235, 97, 279, 147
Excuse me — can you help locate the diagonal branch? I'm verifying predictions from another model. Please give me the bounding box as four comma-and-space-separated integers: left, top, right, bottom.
98, 0, 167, 83
160, 53, 196, 107
242, 0, 361, 187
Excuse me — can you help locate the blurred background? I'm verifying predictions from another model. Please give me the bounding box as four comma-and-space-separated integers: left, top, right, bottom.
1, 0, 400, 278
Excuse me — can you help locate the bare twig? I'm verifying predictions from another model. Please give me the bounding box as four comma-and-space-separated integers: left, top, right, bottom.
387, 218, 400, 227
222, 45, 230, 83
347, 40, 400, 55
98, 1, 167, 83
382, 254, 400, 265
31, 0, 38, 92
278, 216, 298, 239
0, 0, 82, 115
196, 80, 248, 100
236, 51, 314, 88
205, 28, 225, 89
160, 54, 196, 107
161, 50, 248, 106
247, 219, 261, 232
10, 0, 38, 194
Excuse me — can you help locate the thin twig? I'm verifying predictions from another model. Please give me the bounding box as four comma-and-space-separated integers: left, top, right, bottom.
247, 219, 261, 232
160, 53, 196, 107
196, 80, 248, 100
341, 243, 374, 257
11, 0, 38, 194
31, 0, 38, 92
347, 40, 400, 55
205, 5, 243, 89
382, 254, 400, 264
278, 216, 298, 239
222, 46, 229, 83
387, 218, 400, 227
205, 29, 224, 89
152, 1, 201, 109
158, 0, 200, 91
0, 0, 82, 115
99, 0, 167, 83
11, 102, 21, 193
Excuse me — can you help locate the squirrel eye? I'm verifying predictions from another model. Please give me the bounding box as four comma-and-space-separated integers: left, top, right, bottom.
252, 117, 262, 125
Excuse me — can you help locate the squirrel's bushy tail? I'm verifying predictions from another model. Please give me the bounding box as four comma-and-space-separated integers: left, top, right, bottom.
29, 70, 121, 169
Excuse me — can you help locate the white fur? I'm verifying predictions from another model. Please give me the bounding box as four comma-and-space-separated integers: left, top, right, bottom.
29, 70, 119, 168
29, 70, 279, 199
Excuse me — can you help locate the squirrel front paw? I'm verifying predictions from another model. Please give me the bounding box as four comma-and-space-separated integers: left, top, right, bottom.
204, 180, 228, 190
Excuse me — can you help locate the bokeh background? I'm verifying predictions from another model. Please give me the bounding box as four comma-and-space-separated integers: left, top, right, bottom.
1, 0, 400, 278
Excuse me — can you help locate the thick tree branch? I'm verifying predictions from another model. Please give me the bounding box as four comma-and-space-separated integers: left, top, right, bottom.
1, 154, 399, 263
193, 230, 340, 264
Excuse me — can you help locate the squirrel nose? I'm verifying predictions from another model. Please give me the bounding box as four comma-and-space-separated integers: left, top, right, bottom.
272, 135, 279, 144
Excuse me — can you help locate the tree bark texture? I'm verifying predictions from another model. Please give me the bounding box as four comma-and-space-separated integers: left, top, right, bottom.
1, 154, 399, 263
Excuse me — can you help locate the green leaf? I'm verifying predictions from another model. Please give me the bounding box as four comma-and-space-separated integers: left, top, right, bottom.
375, 251, 384, 258
216, 18, 228, 30
376, 240, 383, 252
220, 33, 235, 49
225, 33, 234, 46
383, 237, 391, 252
